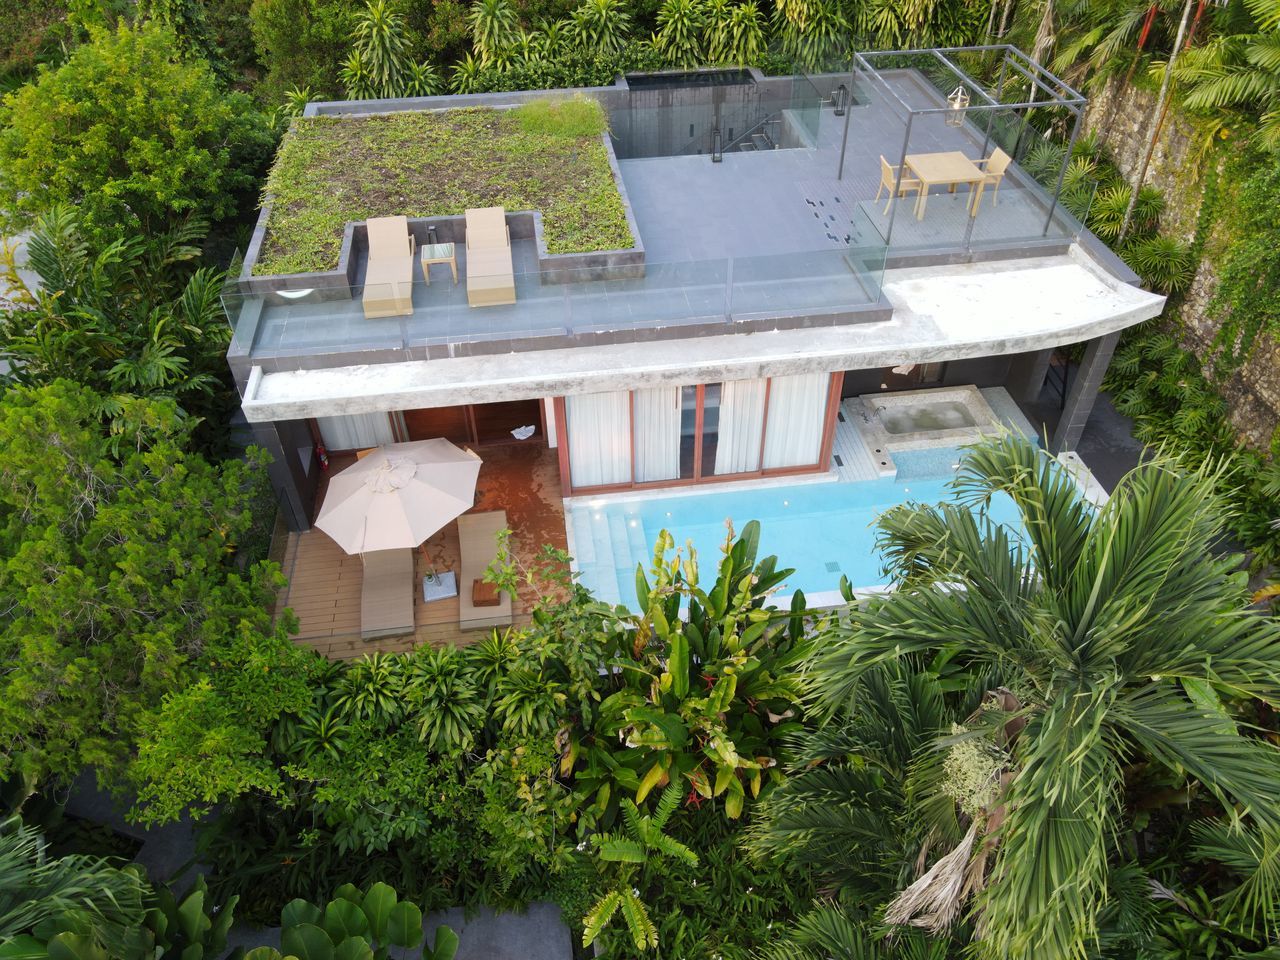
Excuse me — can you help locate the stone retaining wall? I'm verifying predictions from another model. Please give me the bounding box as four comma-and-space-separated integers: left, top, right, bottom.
1084, 75, 1280, 448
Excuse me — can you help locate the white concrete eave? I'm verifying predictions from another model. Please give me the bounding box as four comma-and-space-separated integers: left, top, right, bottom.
241, 245, 1165, 422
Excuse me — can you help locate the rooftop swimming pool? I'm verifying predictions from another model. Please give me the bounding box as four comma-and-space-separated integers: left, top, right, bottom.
566, 447, 1024, 608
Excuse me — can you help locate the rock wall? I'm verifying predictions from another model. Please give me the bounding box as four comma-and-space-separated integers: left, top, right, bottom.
1083, 76, 1280, 449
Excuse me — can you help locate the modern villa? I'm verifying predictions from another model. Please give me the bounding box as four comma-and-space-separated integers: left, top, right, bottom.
225, 47, 1166, 653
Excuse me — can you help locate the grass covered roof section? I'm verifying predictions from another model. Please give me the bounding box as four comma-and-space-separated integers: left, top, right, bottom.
254, 97, 633, 276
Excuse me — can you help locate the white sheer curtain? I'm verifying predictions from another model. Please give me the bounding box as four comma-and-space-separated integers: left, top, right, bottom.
633, 387, 681, 482
566, 391, 632, 488
714, 378, 766, 475
763, 373, 829, 469
315, 412, 396, 450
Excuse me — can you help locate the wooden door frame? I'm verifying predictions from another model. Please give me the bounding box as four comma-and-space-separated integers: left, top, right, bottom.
557, 373, 844, 497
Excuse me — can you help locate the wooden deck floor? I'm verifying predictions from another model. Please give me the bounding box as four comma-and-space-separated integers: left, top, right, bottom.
277, 442, 568, 659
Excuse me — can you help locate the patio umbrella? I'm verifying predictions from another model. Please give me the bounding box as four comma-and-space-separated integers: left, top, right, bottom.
315, 438, 482, 554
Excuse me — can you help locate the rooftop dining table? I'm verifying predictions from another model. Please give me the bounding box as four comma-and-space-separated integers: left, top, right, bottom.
904, 151, 986, 220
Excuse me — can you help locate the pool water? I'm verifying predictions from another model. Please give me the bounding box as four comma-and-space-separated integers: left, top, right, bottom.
567, 448, 1024, 607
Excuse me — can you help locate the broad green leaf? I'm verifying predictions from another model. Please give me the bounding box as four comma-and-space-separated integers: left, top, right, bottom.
243, 950, 285, 960
361, 884, 398, 942
713, 764, 735, 797
624, 706, 688, 748
178, 890, 210, 943
0, 936, 48, 960
634, 759, 668, 804
635, 566, 650, 612
424, 925, 458, 960
386, 901, 423, 949
668, 631, 689, 698
333, 885, 364, 907
281, 924, 335, 960
1182, 678, 1236, 736
180, 943, 204, 960
334, 939, 373, 960
323, 900, 370, 942
46, 935, 107, 960
282, 900, 324, 930
724, 775, 746, 818
210, 895, 240, 954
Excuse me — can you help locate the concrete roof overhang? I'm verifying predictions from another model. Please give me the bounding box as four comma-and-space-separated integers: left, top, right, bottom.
240, 245, 1165, 423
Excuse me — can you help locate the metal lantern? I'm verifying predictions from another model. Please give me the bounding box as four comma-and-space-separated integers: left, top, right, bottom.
945, 85, 970, 127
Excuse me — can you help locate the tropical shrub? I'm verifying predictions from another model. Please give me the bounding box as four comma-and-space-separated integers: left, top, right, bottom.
1105, 327, 1280, 570
246, 883, 459, 960
569, 0, 632, 54
582, 783, 698, 951
249, 0, 356, 100
0, 206, 237, 449
0, 382, 300, 792
341, 0, 444, 98
805, 435, 1280, 960
654, 0, 704, 67
0, 23, 273, 240
566, 521, 812, 828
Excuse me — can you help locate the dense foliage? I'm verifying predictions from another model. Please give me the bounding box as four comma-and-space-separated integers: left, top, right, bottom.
131, 525, 815, 954
0, 208, 239, 453
757, 436, 1280, 960
0, 382, 299, 790
0, 23, 272, 242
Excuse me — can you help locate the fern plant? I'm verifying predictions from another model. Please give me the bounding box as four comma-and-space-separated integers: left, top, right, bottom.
582, 784, 699, 952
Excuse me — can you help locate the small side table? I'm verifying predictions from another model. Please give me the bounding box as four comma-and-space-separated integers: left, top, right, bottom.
420, 242, 458, 285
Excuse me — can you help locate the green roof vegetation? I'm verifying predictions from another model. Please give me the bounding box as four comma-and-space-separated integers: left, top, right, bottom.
253, 97, 633, 276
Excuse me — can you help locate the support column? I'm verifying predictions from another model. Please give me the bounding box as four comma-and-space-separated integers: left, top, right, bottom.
1006, 348, 1054, 403
1050, 332, 1119, 454
251, 420, 317, 533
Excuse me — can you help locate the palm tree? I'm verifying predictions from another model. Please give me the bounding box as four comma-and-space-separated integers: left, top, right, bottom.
808, 435, 1280, 960
748, 659, 965, 959
582, 783, 699, 952
0, 817, 149, 953
1176, 0, 1280, 149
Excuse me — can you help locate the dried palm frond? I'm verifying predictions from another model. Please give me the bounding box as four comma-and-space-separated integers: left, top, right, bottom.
884, 821, 981, 934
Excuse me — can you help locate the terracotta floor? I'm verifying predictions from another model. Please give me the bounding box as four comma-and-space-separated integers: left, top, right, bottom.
277, 442, 568, 659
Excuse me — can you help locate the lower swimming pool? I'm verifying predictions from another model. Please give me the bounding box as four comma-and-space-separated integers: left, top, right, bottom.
566, 447, 1023, 607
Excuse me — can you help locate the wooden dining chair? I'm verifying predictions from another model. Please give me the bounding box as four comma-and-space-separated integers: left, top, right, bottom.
875, 155, 922, 215
974, 148, 1012, 207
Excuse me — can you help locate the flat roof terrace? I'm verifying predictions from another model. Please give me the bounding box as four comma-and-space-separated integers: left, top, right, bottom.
225, 57, 1100, 380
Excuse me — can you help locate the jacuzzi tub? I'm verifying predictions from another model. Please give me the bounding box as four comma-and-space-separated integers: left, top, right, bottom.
856, 385, 1001, 452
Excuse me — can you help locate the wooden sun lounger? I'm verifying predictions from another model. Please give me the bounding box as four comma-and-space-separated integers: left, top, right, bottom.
360, 548, 415, 639
457, 510, 513, 630
362, 215, 416, 319
464, 207, 516, 308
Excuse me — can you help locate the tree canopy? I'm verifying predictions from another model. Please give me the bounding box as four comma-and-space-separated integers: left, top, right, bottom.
0, 22, 273, 240
0, 381, 304, 790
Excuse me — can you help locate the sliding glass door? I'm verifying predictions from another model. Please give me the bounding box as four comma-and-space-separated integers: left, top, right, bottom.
633, 387, 682, 482
565, 391, 631, 487
762, 373, 829, 469
561, 373, 840, 493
